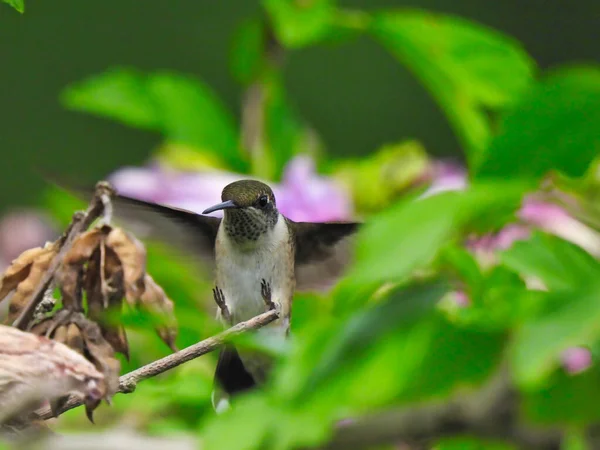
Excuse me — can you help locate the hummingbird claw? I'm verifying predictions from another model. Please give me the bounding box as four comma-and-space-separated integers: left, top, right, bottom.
261, 279, 275, 311
213, 286, 232, 325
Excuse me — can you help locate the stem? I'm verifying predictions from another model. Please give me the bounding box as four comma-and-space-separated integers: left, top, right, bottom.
36, 309, 279, 420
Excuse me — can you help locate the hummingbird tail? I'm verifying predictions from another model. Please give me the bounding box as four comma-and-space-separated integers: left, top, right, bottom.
211, 345, 256, 412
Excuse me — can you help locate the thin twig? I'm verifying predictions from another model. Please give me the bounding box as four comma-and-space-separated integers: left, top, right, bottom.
13, 182, 115, 330
35, 309, 279, 420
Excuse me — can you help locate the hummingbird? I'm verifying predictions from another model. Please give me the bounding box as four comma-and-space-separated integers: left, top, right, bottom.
101, 179, 359, 411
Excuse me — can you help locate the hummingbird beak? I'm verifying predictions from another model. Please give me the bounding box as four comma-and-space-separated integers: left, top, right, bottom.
202, 200, 238, 215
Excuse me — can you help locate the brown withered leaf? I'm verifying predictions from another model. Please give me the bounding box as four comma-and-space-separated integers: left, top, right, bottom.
105, 228, 146, 304
85, 243, 129, 359
59, 227, 109, 312
139, 274, 178, 352
66, 323, 85, 355
63, 227, 107, 266
76, 317, 121, 398
0, 247, 48, 300
56, 264, 84, 312
0, 324, 105, 424
52, 325, 68, 345
0, 244, 58, 324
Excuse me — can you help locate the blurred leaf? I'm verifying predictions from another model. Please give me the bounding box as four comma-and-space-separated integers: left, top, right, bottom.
511, 285, 600, 389
435, 436, 516, 449
371, 9, 534, 168
2, 0, 23, 13
300, 280, 448, 396
448, 266, 537, 332
333, 140, 431, 213
477, 66, 600, 180
61, 68, 162, 130
230, 19, 266, 85
500, 232, 600, 291
522, 366, 600, 425
201, 395, 274, 450
263, 0, 336, 48
561, 429, 589, 450
395, 316, 506, 403
348, 181, 527, 287
61, 68, 245, 171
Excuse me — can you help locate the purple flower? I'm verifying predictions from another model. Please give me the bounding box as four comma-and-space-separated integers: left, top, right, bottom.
275, 156, 353, 222
0, 210, 57, 271
519, 196, 600, 257
452, 290, 470, 308
419, 161, 467, 199
561, 346, 592, 374
108, 155, 354, 222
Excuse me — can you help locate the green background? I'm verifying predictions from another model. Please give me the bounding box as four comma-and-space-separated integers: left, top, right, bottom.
0, 0, 598, 212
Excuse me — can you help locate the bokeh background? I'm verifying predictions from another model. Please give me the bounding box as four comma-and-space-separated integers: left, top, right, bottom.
3, 1, 600, 448
1, 0, 599, 212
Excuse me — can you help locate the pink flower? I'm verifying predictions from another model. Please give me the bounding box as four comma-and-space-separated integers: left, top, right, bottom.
419, 161, 467, 199
561, 347, 592, 374
452, 290, 470, 308
108, 155, 354, 222
519, 196, 600, 257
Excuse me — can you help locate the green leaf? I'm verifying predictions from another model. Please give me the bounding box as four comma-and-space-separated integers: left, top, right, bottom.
477, 66, 600, 180
301, 280, 448, 396
436, 436, 516, 450
263, 0, 336, 48
61, 68, 162, 130
201, 395, 273, 450
511, 285, 600, 389
3, 0, 24, 13
230, 19, 267, 85
562, 429, 589, 450
347, 181, 527, 287
370, 9, 534, 168
500, 232, 600, 292
522, 366, 600, 426
61, 68, 245, 171
333, 140, 431, 213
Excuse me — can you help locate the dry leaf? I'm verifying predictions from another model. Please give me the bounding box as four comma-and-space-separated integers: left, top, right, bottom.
63, 228, 107, 265
52, 325, 68, 345
0, 247, 48, 300
139, 275, 178, 352
77, 317, 121, 397
59, 227, 109, 312
0, 324, 105, 423
0, 244, 58, 324
105, 228, 146, 304
85, 243, 129, 359
66, 323, 85, 355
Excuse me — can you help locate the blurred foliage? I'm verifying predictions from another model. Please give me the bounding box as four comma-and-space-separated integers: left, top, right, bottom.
2, 0, 23, 13
8, 0, 600, 448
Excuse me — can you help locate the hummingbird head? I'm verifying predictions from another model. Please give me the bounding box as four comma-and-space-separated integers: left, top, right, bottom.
202, 180, 279, 244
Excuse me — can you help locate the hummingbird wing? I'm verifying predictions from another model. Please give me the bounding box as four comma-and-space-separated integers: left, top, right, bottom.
291, 221, 359, 292
44, 174, 221, 269
106, 194, 221, 269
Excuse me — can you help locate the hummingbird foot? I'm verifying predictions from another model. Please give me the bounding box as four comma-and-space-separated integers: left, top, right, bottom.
213, 286, 232, 325
260, 279, 276, 311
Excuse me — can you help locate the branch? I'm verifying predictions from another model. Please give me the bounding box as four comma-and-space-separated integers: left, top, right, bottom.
13, 182, 114, 329
36, 309, 279, 420
240, 21, 285, 178
322, 369, 564, 450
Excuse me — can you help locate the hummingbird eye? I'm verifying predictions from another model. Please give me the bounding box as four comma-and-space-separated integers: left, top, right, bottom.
257, 195, 269, 208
